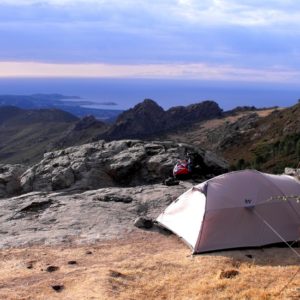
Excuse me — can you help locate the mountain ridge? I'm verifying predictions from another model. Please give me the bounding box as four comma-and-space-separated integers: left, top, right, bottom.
103, 99, 223, 140
0, 98, 293, 170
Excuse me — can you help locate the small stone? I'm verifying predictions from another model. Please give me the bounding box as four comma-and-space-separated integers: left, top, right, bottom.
85, 250, 93, 255
134, 217, 153, 229
163, 177, 179, 186
67, 260, 77, 265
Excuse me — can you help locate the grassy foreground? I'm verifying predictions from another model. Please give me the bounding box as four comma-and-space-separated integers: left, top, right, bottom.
0, 232, 299, 300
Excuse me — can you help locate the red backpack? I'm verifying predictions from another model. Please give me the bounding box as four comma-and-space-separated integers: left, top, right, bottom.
173, 160, 190, 177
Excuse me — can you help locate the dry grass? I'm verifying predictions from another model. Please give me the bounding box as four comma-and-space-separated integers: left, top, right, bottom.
0, 231, 299, 300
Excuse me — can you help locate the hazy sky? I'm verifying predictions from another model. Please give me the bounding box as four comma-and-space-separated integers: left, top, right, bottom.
1, 0, 300, 84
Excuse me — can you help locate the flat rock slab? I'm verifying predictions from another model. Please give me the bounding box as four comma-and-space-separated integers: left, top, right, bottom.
0, 182, 193, 248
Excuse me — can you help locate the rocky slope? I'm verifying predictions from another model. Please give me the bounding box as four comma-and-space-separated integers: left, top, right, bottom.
0, 139, 228, 248
160, 105, 300, 173
217, 103, 300, 172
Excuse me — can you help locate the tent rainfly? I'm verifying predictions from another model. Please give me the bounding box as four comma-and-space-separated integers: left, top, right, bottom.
157, 170, 300, 253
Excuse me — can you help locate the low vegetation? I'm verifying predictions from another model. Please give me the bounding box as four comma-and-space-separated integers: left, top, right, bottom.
163, 103, 300, 174
226, 103, 300, 173
232, 133, 300, 173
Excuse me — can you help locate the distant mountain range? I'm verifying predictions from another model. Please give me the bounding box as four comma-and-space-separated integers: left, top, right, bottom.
0, 94, 122, 122
0, 99, 224, 164
1, 97, 299, 174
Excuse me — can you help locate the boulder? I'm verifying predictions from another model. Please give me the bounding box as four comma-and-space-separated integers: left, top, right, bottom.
20, 140, 228, 193
0, 164, 27, 198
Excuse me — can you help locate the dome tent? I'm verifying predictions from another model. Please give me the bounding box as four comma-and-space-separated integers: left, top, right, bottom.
157, 170, 300, 253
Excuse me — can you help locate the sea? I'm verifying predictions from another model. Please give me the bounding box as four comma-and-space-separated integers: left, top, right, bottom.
0, 78, 299, 111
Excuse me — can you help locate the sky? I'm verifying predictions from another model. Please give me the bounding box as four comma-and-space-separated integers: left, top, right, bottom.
0, 0, 300, 85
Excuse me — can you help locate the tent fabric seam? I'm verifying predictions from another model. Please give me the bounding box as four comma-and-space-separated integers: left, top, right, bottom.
193, 183, 209, 253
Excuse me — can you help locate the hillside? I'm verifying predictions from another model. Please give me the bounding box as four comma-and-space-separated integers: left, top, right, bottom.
222, 104, 300, 172
161, 104, 300, 173
0, 107, 107, 164
1, 99, 299, 172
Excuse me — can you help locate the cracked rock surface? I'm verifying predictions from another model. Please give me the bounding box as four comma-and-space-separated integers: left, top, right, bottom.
0, 182, 192, 248
19, 140, 228, 194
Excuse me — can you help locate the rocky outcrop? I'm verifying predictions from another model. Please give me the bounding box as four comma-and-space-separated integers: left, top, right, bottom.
104, 99, 166, 140
0, 139, 228, 249
0, 182, 193, 248
104, 99, 223, 140
0, 140, 228, 248
0, 164, 27, 198
166, 101, 222, 125
20, 140, 228, 194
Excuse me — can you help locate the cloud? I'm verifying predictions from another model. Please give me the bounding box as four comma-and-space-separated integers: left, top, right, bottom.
0, 0, 300, 84
1, 0, 300, 28
173, 0, 300, 27
0, 61, 299, 85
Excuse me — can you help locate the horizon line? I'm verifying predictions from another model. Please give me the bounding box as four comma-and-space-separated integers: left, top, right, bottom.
0, 61, 299, 85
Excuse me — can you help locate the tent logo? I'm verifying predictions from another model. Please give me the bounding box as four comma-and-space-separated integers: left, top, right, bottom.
244, 199, 254, 209
245, 199, 252, 204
